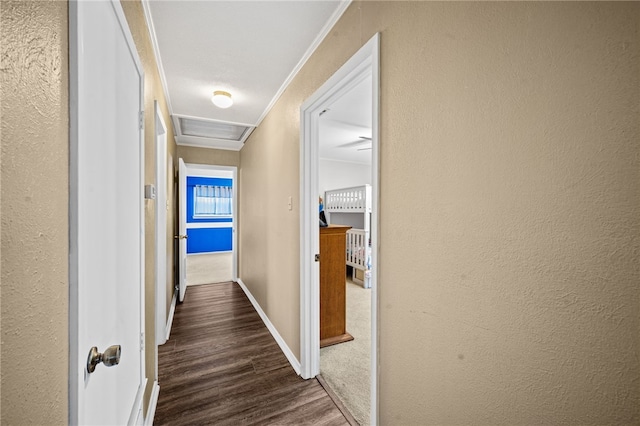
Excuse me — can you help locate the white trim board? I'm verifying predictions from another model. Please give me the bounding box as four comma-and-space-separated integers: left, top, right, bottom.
237, 279, 301, 375
299, 33, 380, 425
165, 292, 177, 342
187, 250, 233, 256
186, 222, 234, 229
140, 0, 173, 115
133, 378, 148, 425
155, 100, 168, 348
184, 163, 235, 177
144, 381, 160, 426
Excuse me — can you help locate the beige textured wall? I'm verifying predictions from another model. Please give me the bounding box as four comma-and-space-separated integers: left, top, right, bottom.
177, 145, 240, 167
240, 1, 640, 424
120, 0, 178, 414
375, 3, 639, 423
238, 103, 303, 356
239, 2, 365, 363
1, 1, 69, 423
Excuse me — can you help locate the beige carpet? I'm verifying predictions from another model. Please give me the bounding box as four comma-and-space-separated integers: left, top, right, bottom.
321, 278, 371, 425
186, 252, 233, 286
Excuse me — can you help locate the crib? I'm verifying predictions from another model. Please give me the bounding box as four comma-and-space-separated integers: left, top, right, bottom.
324, 184, 371, 288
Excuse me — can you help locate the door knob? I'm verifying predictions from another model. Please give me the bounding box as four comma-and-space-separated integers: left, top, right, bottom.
174, 234, 188, 239
87, 345, 121, 374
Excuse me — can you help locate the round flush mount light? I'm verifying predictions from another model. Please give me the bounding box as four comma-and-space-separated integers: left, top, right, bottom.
211, 90, 233, 109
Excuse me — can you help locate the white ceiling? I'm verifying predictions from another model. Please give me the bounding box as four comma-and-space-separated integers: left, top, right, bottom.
320, 74, 372, 165
143, 0, 353, 150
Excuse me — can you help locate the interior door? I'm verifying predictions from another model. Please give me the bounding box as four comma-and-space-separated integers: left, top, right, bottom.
178, 158, 188, 302
69, 1, 145, 424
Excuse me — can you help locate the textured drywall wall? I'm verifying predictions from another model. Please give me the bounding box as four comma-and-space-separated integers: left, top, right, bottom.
176, 145, 240, 168
239, 0, 365, 368
240, 1, 639, 424
238, 103, 302, 357
1, 1, 69, 423
374, 3, 639, 423
120, 0, 178, 415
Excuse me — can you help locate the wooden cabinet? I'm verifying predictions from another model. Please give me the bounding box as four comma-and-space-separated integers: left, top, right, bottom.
320, 225, 353, 348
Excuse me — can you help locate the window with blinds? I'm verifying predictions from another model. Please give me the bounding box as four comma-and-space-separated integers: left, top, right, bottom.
193, 185, 232, 217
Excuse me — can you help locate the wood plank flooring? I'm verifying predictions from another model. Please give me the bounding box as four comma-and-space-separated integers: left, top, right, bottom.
154, 282, 350, 425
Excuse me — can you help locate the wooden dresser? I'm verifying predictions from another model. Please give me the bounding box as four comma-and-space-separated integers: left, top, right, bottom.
320, 225, 353, 348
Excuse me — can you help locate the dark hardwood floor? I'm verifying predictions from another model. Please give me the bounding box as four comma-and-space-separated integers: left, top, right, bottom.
154, 281, 350, 425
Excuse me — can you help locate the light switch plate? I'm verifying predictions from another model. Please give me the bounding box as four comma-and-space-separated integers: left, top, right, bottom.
144, 184, 156, 200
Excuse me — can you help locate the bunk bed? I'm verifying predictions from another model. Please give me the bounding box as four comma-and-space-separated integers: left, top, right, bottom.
323, 184, 371, 288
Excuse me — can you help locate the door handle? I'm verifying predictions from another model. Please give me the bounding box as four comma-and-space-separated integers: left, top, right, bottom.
174, 235, 188, 239
87, 345, 121, 374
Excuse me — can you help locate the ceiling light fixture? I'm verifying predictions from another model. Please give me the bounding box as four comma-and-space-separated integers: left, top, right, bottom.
211, 90, 233, 109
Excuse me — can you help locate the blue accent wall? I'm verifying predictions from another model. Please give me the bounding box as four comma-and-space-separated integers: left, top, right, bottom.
186, 176, 233, 254
187, 228, 233, 253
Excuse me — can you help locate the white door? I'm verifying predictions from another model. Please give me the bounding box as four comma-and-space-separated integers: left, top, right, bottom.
178, 158, 188, 302
69, 1, 145, 424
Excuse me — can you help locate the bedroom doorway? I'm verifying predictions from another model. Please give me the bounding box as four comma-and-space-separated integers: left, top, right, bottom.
180, 162, 238, 292
300, 33, 380, 425
318, 72, 373, 426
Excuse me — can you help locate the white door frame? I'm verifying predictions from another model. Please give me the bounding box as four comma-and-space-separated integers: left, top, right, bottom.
69, 0, 146, 423
299, 33, 380, 424
182, 162, 238, 282
154, 101, 168, 347
178, 159, 187, 301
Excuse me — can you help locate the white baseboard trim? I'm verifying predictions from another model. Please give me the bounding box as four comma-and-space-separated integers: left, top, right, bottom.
237, 278, 301, 375
165, 292, 177, 341
144, 381, 160, 426
131, 378, 147, 425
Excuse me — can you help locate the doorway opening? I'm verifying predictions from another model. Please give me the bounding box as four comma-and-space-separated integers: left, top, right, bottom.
178, 160, 238, 302
318, 71, 373, 426
300, 33, 380, 425
154, 101, 171, 347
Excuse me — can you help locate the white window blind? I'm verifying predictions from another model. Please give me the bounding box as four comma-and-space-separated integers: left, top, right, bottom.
194, 185, 232, 216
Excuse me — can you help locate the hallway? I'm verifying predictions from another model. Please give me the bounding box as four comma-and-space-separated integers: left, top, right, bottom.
154, 282, 350, 425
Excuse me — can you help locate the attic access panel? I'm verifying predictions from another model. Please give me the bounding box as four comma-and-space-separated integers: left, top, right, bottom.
177, 116, 250, 141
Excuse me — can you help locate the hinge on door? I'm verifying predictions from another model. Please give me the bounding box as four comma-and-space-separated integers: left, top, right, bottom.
315, 254, 320, 262
139, 111, 144, 130
140, 332, 145, 351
